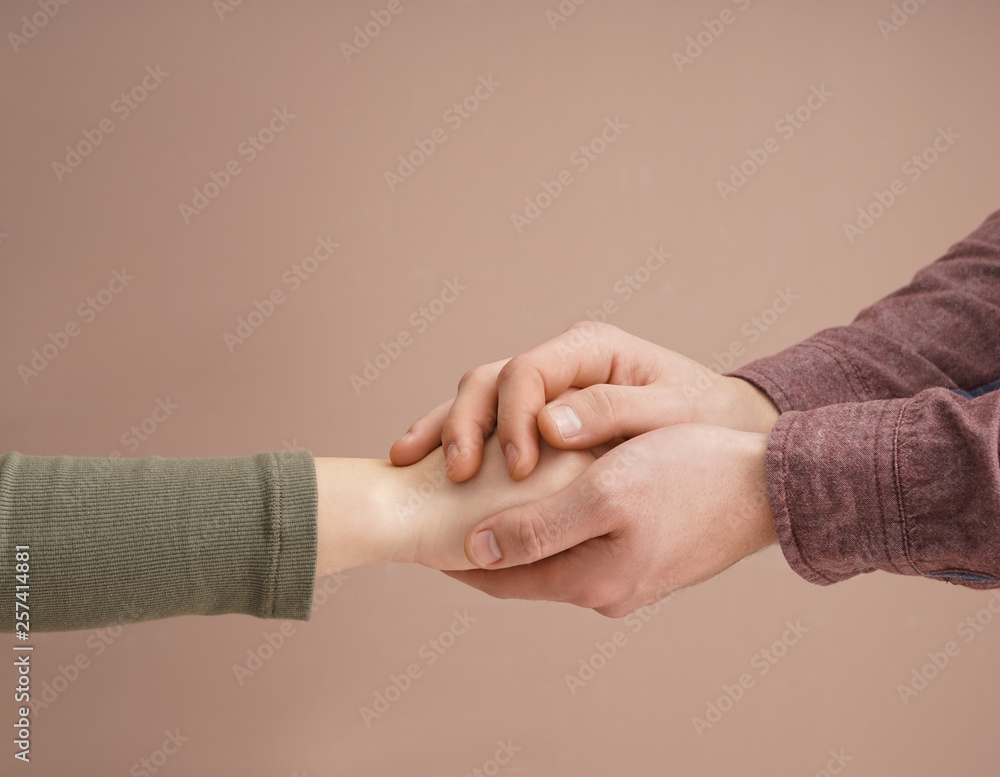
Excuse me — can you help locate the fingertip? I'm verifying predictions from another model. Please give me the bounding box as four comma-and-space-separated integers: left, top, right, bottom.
469, 528, 503, 568
389, 436, 419, 466
463, 526, 487, 568
445, 437, 485, 482
392, 425, 441, 458
445, 457, 474, 483
391, 399, 453, 464
539, 405, 583, 449
544, 403, 583, 441
502, 440, 520, 475
506, 438, 542, 481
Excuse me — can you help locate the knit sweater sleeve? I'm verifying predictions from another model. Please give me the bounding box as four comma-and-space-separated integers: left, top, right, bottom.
0, 450, 317, 632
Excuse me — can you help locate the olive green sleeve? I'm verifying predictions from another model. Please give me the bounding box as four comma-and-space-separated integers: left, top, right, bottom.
0, 450, 317, 632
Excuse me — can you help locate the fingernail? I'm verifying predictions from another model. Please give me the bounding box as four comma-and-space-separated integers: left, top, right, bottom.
472, 530, 502, 565
549, 404, 582, 440
504, 442, 520, 473
446, 443, 459, 466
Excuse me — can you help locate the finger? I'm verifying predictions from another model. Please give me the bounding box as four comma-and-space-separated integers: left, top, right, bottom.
389, 400, 452, 465
493, 322, 641, 479
464, 486, 611, 569
443, 540, 621, 607
538, 384, 693, 448
439, 360, 507, 483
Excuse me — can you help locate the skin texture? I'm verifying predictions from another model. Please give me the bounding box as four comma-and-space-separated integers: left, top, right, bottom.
313, 436, 593, 578
389, 321, 782, 616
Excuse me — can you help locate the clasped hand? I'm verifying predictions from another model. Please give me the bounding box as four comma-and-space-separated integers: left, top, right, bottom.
390, 322, 781, 617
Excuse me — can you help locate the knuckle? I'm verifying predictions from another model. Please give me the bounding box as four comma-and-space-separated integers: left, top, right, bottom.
496, 359, 544, 413
583, 387, 623, 431
439, 418, 460, 445
576, 589, 608, 610
573, 582, 616, 611
582, 467, 619, 512
457, 367, 483, 391
599, 601, 636, 619
497, 354, 529, 384
591, 579, 643, 617
543, 497, 581, 542
475, 411, 497, 437
515, 513, 545, 562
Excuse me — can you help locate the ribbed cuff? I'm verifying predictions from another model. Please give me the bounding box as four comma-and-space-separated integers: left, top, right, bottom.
0, 450, 318, 632
266, 450, 318, 620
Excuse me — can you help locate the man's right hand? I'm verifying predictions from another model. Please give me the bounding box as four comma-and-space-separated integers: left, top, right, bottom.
389, 321, 780, 482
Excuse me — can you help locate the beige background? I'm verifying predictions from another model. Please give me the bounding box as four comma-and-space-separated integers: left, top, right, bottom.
2, 1, 999, 775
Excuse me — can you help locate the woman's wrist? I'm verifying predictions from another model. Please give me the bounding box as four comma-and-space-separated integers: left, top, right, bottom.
314, 457, 406, 577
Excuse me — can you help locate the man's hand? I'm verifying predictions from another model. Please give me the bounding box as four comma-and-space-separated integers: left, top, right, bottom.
444, 423, 778, 616
389, 322, 779, 482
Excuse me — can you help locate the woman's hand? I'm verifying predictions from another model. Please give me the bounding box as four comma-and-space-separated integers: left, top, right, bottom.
388, 435, 594, 570
313, 437, 593, 576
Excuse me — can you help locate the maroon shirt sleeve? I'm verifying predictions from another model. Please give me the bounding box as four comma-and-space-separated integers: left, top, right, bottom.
730, 208, 1000, 588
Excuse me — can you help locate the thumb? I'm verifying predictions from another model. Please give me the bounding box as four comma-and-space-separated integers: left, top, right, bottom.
538, 384, 682, 448
465, 486, 605, 569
